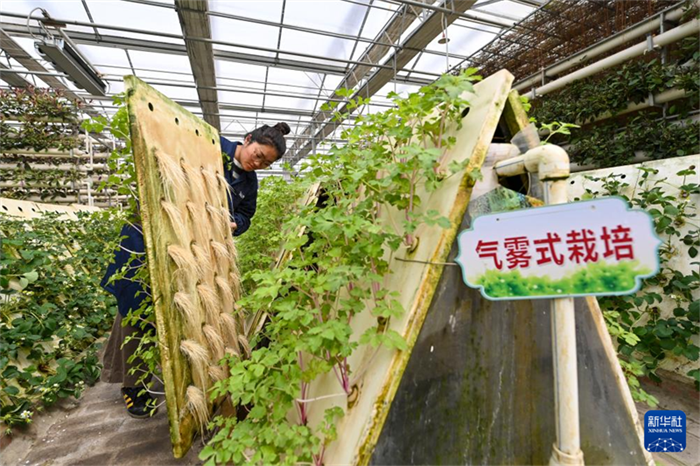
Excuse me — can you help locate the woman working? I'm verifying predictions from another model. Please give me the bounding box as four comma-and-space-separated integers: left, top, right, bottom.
100, 122, 291, 418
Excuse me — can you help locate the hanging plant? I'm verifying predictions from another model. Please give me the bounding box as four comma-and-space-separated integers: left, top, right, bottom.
201, 69, 481, 466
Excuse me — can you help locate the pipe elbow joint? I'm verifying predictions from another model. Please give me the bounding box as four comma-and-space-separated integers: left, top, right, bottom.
523, 145, 570, 181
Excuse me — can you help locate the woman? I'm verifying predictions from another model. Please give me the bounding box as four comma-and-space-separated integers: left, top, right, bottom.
100, 122, 291, 418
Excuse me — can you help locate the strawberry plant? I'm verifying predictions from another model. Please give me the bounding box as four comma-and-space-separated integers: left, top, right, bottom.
0, 210, 122, 432
578, 166, 700, 398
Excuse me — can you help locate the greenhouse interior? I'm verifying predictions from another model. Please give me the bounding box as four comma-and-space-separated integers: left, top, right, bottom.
0, 0, 698, 465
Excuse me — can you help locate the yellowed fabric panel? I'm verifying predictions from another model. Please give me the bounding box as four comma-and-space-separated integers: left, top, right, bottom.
125, 76, 244, 458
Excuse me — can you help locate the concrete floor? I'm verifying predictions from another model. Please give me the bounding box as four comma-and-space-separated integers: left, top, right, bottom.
2, 371, 696, 466
2, 381, 202, 466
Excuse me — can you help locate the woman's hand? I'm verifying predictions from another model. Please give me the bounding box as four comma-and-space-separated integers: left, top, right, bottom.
230, 222, 237, 233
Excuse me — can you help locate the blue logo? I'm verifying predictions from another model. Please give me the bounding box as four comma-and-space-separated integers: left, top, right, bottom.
644, 410, 686, 453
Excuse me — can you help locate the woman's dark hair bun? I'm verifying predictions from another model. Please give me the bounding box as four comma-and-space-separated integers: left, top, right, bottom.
274, 122, 291, 136
246, 121, 291, 161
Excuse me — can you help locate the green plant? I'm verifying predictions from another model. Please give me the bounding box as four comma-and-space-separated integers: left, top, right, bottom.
578, 166, 700, 398
235, 176, 306, 293
81, 95, 160, 395
0, 210, 122, 431
567, 114, 699, 167
202, 69, 481, 466
0, 87, 81, 153
538, 121, 580, 145
529, 39, 700, 169
531, 53, 699, 125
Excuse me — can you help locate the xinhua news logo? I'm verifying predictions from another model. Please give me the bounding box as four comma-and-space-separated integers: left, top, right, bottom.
644, 410, 686, 453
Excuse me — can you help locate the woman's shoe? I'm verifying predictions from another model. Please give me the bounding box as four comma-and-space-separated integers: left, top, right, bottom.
121, 386, 158, 419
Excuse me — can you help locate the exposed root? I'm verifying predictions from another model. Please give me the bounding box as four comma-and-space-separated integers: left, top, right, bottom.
168, 245, 201, 277
180, 339, 210, 390
215, 275, 234, 312
161, 201, 191, 243
197, 284, 221, 327
219, 312, 240, 350
154, 150, 187, 195
185, 385, 209, 434
229, 271, 242, 301
208, 364, 227, 382
186, 202, 210, 246
181, 162, 208, 206
173, 291, 201, 335
203, 324, 225, 363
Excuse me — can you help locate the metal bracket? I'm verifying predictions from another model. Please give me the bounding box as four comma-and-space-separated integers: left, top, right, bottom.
646, 34, 655, 53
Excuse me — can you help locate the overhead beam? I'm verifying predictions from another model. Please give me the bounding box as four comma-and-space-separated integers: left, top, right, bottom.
287, 0, 477, 166
0, 20, 435, 85
0, 29, 108, 117
0, 29, 86, 101
124, 0, 475, 62
0, 29, 113, 149
286, 1, 426, 164
174, 0, 220, 130
0, 62, 34, 87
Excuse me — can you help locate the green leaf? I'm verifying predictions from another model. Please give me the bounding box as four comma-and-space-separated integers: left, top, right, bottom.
663, 205, 679, 216
653, 324, 673, 338
3, 386, 20, 396
684, 345, 699, 361
248, 405, 267, 418
23, 271, 39, 283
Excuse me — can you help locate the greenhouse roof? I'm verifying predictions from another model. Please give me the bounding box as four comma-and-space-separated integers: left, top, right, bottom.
0, 0, 545, 165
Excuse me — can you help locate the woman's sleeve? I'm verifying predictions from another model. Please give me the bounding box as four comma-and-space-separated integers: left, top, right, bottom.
220, 135, 235, 160
231, 188, 257, 236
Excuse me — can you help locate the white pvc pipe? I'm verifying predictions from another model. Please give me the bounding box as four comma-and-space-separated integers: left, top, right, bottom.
0, 163, 109, 171
494, 145, 584, 466
545, 181, 584, 466
527, 18, 700, 99
515, 2, 694, 93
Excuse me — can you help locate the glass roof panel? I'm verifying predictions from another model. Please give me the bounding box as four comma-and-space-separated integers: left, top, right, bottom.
130, 69, 194, 83
2, 0, 90, 22
93, 28, 185, 46
407, 53, 456, 75
76, 44, 129, 69
321, 75, 345, 93
105, 79, 125, 96
217, 75, 266, 91
284, 0, 365, 35
478, 0, 536, 19
349, 39, 372, 63
209, 0, 283, 23
127, 50, 192, 74
215, 59, 268, 84
266, 81, 318, 97
210, 17, 279, 55
267, 67, 323, 94
8, 36, 44, 61
218, 90, 264, 108
279, 29, 356, 62
359, 1, 399, 40
266, 95, 316, 112
150, 83, 199, 101
374, 82, 420, 100
425, 24, 500, 58
1, 0, 548, 168
86, 0, 182, 36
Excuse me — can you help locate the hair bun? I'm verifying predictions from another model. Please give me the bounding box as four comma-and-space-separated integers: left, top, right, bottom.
273, 122, 291, 136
